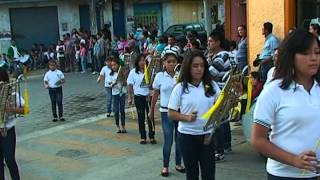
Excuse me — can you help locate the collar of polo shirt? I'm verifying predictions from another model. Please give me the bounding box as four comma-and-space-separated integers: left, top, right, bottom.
289, 79, 320, 90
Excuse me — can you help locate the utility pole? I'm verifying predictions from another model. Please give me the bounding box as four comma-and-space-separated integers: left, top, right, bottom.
203, 0, 212, 36
89, 0, 98, 35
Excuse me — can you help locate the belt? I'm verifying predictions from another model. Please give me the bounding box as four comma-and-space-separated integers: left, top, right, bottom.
160, 106, 168, 109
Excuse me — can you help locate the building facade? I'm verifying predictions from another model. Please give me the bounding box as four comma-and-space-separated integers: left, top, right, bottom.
0, 0, 223, 52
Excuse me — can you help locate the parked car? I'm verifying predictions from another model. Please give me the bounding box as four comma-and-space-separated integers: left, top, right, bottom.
163, 23, 207, 50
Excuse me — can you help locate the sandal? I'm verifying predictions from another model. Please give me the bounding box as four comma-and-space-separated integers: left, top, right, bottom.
175, 166, 186, 173
160, 168, 169, 177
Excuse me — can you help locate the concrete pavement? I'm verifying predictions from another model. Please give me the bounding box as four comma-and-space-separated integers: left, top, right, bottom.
9, 71, 267, 180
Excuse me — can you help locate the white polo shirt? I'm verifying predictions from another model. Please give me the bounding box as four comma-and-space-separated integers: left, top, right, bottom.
5, 92, 24, 129
127, 68, 149, 96
43, 69, 64, 88
100, 66, 112, 88
107, 72, 127, 96
168, 81, 220, 135
254, 79, 320, 178
153, 71, 178, 112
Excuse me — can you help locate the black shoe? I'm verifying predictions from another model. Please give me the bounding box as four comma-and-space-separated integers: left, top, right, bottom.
139, 139, 147, 144
215, 153, 225, 162
175, 166, 186, 173
150, 139, 157, 144
59, 117, 65, 121
106, 113, 111, 117
116, 130, 122, 133
52, 118, 58, 122
160, 168, 169, 177
121, 129, 127, 133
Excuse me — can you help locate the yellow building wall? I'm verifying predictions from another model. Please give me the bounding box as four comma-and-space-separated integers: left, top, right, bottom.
247, 0, 285, 66
171, 0, 200, 24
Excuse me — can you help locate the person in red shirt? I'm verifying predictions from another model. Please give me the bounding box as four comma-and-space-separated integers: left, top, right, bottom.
251, 71, 263, 100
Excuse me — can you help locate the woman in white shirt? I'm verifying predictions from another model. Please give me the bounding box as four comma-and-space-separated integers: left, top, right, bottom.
168, 49, 220, 180
0, 69, 23, 180
252, 29, 320, 179
127, 54, 156, 144
107, 58, 127, 133
149, 51, 185, 177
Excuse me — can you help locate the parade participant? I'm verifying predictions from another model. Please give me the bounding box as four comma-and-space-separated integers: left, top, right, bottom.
44, 60, 65, 122
252, 29, 320, 180
149, 51, 184, 177
0, 69, 22, 180
168, 49, 220, 180
127, 54, 156, 144
107, 58, 127, 133
97, 57, 113, 117
206, 30, 232, 161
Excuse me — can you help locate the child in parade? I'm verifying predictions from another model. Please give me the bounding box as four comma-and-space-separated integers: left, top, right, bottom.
97, 57, 113, 117
127, 54, 156, 144
107, 58, 127, 133
149, 50, 185, 177
43, 60, 65, 122
252, 29, 320, 180
0, 69, 22, 180
168, 49, 220, 180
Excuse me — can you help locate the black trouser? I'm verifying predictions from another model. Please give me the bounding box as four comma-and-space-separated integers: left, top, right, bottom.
215, 121, 231, 154
0, 127, 20, 180
49, 87, 63, 118
134, 95, 155, 139
267, 173, 318, 180
179, 133, 215, 180
260, 60, 273, 83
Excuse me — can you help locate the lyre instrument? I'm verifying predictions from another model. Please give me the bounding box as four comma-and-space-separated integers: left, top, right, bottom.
116, 53, 131, 83
0, 74, 25, 132
202, 66, 243, 143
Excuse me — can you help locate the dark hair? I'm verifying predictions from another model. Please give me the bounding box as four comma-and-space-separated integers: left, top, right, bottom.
158, 35, 167, 44
274, 29, 320, 89
209, 30, 230, 51
238, 25, 246, 30
105, 56, 112, 62
134, 54, 145, 74
263, 22, 273, 34
168, 35, 175, 40
179, 49, 215, 97
48, 60, 57, 65
0, 69, 9, 83
250, 71, 260, 80
149, 35, 156, 42
230, 40, 237, 49
110, 57, 120, 76
190, 39, 200, 49
310, 24, 320, 35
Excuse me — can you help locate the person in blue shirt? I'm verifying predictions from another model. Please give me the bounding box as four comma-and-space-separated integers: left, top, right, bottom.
258, 22, 279, 83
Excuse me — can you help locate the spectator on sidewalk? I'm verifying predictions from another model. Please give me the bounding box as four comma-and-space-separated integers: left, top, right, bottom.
43, 60, 65, 122
257, 22, 279, 83
79, 40, 87, 73
56, 40, 66, 72
97, 57, 113, 117
309, 23, 320, 40
236, 25, 248, 71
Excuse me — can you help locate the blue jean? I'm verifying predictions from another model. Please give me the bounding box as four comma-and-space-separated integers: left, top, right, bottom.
260, 60, 273, 83
161, 112, 182, 167
81, 56, 86, 72
113, 94, 125, 126
237, 57, 247, 71
105, 87, 112, 114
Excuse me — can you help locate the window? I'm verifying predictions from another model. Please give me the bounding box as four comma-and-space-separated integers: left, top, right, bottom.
165, 25, 184, 35
194, 24, 203, 31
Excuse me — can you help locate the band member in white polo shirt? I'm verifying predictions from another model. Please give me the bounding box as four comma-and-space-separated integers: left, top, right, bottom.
149, 51, 185, 177
168, 49, 220, 180
127, 54, 156, 144
44, 60, 65, 122
252, 29, 320, 180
